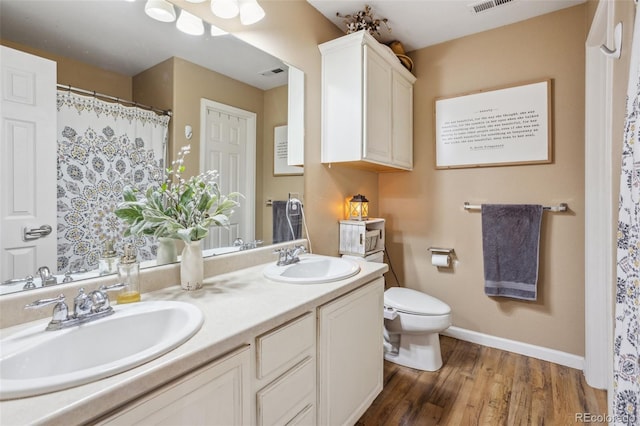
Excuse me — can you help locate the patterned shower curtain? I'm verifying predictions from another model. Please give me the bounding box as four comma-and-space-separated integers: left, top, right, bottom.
614, 5, 640, 426
56, 91, 170, 273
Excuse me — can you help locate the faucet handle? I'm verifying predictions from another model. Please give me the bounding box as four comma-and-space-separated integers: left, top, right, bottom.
25, 294, 69, 323
25, 294, 65, 309
99, 282, 126, 293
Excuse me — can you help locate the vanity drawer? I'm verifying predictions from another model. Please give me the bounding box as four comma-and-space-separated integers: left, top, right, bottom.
256, 311, 314, 379
287, 403, 315, 426
256, 357, 315, 426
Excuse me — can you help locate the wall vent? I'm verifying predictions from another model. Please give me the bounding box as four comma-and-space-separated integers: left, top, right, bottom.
259, 67, 286, 77
468, 0, 515, 14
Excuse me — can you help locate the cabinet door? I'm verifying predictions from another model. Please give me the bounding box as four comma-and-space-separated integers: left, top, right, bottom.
392, 70, 414, 169
318, 278, 384, 426
362, 46, 393, 165
99, 346, 251, 426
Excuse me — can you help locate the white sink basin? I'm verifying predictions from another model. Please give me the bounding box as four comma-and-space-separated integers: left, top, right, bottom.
0, 300, 203, 400
263, 255, 360, 284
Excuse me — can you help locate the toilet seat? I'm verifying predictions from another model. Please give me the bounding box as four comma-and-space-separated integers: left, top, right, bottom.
384, 287, 450, 316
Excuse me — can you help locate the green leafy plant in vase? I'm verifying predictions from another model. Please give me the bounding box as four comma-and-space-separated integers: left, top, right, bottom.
115, 145, 241, 290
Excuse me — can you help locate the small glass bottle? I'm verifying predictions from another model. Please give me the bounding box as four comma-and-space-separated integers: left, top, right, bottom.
98, 239, 118, 276
117, 243, 141, 304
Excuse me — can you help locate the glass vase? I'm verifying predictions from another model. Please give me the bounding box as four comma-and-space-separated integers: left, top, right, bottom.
180, 240, 203, 290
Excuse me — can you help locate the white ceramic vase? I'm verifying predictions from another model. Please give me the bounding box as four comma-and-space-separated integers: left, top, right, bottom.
180, 240, 204, 290
156, 237, 177, 265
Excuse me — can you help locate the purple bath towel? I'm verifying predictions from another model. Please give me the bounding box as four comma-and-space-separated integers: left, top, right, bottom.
481, 204, 543, 301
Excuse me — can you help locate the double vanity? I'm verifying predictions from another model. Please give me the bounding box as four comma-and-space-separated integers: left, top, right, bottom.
0, 241, 387, 425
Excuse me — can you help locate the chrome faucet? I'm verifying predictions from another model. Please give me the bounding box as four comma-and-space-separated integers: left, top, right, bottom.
275, 245, 307, 266
36, 266, 57, 287
25, 283, 125, 331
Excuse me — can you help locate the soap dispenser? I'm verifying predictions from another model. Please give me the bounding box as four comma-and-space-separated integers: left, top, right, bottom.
99, 239, 118, 276
117, 243, 141, 304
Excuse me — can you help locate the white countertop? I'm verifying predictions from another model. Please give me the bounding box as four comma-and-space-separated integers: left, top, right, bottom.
0, 256, 387, 425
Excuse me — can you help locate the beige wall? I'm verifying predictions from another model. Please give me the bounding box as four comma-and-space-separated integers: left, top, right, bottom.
1, 40, 132, 99
262, 85, 304, 244
133, 58, 174, 114
379, 6, 589, 356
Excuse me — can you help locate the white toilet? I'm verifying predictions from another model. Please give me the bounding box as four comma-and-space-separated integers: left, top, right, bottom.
383, 287, 451, 371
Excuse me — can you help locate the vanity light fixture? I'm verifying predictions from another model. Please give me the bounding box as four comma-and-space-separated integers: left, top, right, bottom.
239, 0, 265, 25
144, 0, 177, 22
210, 23, 229, 36
349, 194, 369, 221
176, 9, 205, 35
210, 0, 240, 19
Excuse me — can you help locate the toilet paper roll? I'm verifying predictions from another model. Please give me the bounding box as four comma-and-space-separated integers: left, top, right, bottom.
431, 253, 451, 267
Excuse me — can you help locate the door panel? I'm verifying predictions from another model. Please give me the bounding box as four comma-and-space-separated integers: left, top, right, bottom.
201, 100, 255, 250
1, 46, 57, 280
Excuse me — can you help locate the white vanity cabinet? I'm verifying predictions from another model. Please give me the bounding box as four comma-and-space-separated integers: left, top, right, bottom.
97, 345, 251, 426
317, 277, 385, 426
254, 312, 317, 426
319, 31, 416, 171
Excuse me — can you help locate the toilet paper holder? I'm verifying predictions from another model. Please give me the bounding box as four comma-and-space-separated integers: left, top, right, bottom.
427, 247, 455, 268
427, 247, 454, 255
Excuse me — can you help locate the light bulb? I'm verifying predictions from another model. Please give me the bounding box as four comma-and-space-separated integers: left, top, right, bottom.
210, 0, 239, 19
144, 0, 176, 22
210, 24, 228, 36
239, 0, 264, 25
177, 9, 204, 35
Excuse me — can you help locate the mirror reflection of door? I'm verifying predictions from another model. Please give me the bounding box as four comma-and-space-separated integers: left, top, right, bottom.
0, 46, 57, 281
200, 99, 256, 250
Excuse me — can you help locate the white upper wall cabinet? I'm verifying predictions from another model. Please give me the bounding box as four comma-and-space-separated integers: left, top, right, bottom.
287, 64, 305, 167
319, 31, 416, 172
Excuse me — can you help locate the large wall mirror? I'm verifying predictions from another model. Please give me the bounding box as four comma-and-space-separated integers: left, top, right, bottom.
0, 0, 304, 295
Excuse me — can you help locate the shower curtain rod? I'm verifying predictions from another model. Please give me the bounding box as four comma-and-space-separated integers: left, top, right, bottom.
57, 84, 172, 117
463, 202, 569, 212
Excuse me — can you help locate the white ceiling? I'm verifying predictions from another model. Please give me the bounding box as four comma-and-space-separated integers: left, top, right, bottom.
307, 0, 587, 52
0, 0, 288, 90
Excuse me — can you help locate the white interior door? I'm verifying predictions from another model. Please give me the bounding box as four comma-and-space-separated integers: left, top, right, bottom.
584, 0, 615, 399
200, 99, 255, 250
0, 46, 57, 281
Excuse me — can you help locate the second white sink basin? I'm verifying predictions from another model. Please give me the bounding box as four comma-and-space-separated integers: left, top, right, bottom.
0, 300, 203, 400
263, 255, 360, 284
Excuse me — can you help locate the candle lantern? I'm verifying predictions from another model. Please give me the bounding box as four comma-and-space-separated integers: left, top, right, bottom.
349, 194, 369, 221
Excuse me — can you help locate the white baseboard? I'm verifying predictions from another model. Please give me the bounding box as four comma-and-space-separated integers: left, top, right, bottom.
442, 326, 584, 370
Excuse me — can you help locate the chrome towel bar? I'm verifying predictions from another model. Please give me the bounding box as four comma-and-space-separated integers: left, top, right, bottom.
463, 202, 569, 212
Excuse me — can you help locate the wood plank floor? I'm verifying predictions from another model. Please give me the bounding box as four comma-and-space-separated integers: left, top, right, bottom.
356, 336, 608, 426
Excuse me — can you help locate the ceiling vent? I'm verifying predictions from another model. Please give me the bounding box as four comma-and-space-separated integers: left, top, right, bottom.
259, 67, 286, 77
468, 0, 515, 14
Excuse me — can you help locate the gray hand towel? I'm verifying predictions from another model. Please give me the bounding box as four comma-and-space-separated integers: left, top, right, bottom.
273, 201, 302, 244
481, 204, 543, 301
